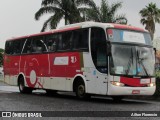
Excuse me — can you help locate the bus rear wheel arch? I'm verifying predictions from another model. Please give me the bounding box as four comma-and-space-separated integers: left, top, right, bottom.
18, 75, 32, 94
73, 77, 91, 99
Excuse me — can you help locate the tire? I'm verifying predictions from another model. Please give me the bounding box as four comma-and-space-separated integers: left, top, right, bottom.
111, 96, 124, 102
75, 81, 90, 99
18, 77, 32, 94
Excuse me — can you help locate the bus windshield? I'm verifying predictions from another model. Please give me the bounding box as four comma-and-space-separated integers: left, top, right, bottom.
110, 44, 155, 77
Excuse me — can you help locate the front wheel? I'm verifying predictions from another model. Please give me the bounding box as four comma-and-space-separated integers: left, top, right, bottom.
75, 81, 90, 99
18, 77, 32, 94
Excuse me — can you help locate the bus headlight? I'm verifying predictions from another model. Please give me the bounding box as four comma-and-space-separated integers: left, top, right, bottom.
147, 83, 155, 87
111, 81, 124, 87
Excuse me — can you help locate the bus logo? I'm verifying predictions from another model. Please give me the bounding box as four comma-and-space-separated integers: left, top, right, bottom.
71, 56, 77, 63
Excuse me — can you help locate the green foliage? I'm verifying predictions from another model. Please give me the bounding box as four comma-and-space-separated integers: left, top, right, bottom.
139, 2, 160, 40
85, 0, 127, 24
155, 70, 160, 78
35, 0, 95, 32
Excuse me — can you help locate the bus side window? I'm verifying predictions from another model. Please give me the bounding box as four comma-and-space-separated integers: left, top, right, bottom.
23, 38, 32, 54
12, 39, 25, 54
5, 41, 12, 55
46, 34, 58, 52
73, 29, 89, 51
32, 36, 46, 53
58, 31, 72, 51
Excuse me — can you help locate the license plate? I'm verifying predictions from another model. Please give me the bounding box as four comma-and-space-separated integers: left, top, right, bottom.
140, 79, 150, 84
132, 90, 140, 94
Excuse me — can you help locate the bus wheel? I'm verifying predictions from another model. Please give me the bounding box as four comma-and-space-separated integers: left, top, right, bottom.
111, 96, 124, 102
75, 81, 90, 99
18, 77, 32, 94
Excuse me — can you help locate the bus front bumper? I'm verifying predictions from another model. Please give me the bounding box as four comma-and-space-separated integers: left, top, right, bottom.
108, 84, 156, 96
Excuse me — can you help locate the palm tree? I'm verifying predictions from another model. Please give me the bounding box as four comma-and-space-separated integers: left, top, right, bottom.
85, 0, 127, 24
35, 0, 95, 32
139, 2, 160, 40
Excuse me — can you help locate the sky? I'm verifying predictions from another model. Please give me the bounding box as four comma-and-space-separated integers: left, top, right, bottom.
0, 0, 160, 49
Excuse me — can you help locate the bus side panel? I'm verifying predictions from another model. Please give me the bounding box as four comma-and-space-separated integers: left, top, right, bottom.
49, 52, 82, 91
20, 54, 50, 89
4, 55, 20, 85
3, 55, 10, 84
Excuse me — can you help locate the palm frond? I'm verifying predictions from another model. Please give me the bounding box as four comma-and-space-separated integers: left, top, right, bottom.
100, 0, 109, 22
86, 8, 100, 22
41, 0, 61, 6
109, 1, 122, 16
41, 16, 54, 32
35, 6, 62, 20
50, 12, 63, 29
76, 0, 96, 8
139, 2, 160, 40
140, 18, 147, 25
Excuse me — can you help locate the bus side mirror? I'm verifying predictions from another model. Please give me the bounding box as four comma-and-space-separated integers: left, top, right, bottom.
107, 42, 111, 56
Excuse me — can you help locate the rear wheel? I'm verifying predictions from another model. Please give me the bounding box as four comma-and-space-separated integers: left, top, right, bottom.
18, 77, 32, 94
75, 81, 90, 99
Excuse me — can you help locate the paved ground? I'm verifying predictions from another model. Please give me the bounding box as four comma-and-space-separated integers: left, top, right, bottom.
0, 81, 160, 119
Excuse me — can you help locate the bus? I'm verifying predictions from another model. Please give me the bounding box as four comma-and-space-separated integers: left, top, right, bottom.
3, 22, 155, 100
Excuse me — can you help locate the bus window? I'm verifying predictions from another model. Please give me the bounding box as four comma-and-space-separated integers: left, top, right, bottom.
72, 29, 89, 51
5, 41, 13, 55
45, 34, 58, 52
91, 27, 108, 73
58, 31, 72, 51
32, 36, 46, 53
13, 39, 25, 54
23, 38, 32, 54
5, 39, 25, 55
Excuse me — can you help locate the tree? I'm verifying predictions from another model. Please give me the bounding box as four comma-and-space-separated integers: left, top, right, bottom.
35, 0, 95, 32
0, 48, 4, 67
85, 0, 127, 24
139, 2, 160, 40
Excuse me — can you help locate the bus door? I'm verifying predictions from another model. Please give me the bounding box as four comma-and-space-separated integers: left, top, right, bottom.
88, 27, 108, 95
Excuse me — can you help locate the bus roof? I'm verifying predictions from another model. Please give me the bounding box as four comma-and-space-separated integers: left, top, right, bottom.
6, 21, 146, 41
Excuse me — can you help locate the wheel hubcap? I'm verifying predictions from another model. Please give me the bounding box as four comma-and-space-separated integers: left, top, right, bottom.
78, 85, 85, 96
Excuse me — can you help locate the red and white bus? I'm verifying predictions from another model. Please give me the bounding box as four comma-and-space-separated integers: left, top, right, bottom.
3, 22, 155, 100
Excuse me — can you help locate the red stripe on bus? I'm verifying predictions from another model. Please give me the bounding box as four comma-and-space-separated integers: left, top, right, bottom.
120, 77, 146, 87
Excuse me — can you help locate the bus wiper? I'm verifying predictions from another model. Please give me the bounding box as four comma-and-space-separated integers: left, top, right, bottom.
137, 51, 149, 76
126, 48, 133, 75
